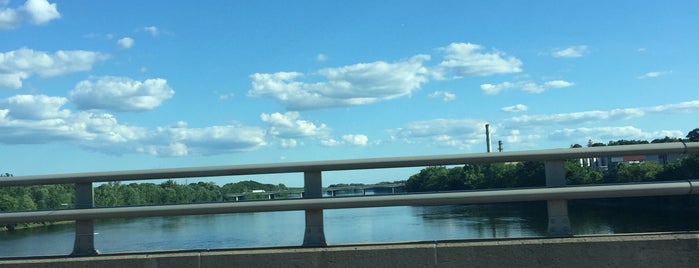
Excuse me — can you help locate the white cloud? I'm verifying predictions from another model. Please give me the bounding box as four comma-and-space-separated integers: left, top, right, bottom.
260, 111, 330, 138
434, 42, 522, 78
480, 80, 573, 94
428, 91, 456, 101
141, 26, 159, 36
249, 43, 525, 110
69, 76, 175, 112
0, 7, 19, 30
501, 104, 528, 113
392, 118, 488, 149
0, 48, 109, 89
480, 82, 516, 94
0, 95, 146, 145
645, 100, 699, 113
0, 94, 267, 155
249, 55, 429, 110
549, 126, 684, 142
320, 138, 341, 147
506, 109, 644, 127
117, 37, 134, 49
21, 0, 60, 24
143, 123, 267, 156
217, 92, 235, 100
316, 53, 327, 62
0, 0, 60, 30
505, 100, 699, 127
342, 134, 368, 146
638, 71, 671, 79
280, 138, 298, 148
0, 94, 69, 120
552, 45, 588, 58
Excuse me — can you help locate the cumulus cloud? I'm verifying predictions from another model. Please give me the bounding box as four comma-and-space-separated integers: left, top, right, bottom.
551, 45, 588, 58
249, 55, 429, 110
392, 118, 488, 149
0, 48, 109, 89
316, 53, 327, 62
0, 94, 266, 155
260, 111, 330, 138
342, 134, 368, 146
480, 80, 573, 94
428, 91, 456, 102
0, 94, 146, 145
249, 43, 525, 110
69, 76, 175, 112
501, 104, 528, 113
142, 123, 267, 156
117, 37, 134, 49
638, 71, 671, 79
0, 6, 19, 30
21, 0, 60, 24
433, 43, 522, 78
0, 94, 69, 120
0, 0, 59, 30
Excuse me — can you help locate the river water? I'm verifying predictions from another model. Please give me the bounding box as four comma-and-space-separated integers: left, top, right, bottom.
2, 198, 698, 258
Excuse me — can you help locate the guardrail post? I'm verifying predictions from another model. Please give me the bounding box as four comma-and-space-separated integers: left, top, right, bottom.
545, 160, 572, 237
72, 182, 98, 256
302, 171, 327, 247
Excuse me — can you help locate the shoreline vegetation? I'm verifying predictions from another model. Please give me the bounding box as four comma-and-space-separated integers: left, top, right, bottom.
1, 221, 73, 232
2, 131, 698, 232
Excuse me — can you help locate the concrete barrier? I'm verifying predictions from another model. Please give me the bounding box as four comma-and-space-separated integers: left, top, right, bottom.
2, 232, 697, 268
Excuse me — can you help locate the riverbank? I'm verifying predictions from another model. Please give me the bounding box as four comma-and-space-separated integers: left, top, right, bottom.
1, 221, 73, 232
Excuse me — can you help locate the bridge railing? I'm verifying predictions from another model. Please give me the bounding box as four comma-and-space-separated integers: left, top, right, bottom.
1, 142, 698, 256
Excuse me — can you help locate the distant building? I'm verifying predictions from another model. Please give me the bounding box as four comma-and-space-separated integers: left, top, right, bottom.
582, 153, 685, 172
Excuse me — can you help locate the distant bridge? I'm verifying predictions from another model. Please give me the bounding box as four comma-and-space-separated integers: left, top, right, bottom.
226, 183, 406, 200
1, 142, 698, 267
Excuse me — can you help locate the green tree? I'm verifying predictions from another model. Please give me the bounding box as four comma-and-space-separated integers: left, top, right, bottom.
651, 136, 682, 143
605, 162, 663, 183
405, 166, 452, 192
565, 160, 603, 185
607, 139, 649, 146
656, 154, 699, 181
687, 128, 699, 142
513, 161, 545, 187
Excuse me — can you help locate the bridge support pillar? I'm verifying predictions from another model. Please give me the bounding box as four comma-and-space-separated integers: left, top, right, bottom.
72, 182, 98, 256
303, 171, 327, 247
545, 160, 572, 237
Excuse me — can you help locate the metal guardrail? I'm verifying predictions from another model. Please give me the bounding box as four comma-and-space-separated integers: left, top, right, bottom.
1, 142, 698, 256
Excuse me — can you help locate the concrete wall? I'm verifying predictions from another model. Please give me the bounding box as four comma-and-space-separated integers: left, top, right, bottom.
2, 232, 697, 268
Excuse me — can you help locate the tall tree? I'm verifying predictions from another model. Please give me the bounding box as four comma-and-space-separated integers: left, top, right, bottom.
687, 128, 699, 142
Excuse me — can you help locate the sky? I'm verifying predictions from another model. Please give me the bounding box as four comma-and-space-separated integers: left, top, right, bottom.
1, 0, 698, 186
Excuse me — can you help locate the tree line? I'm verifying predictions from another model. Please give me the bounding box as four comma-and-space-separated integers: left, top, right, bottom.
0, 179, 287, 212
406, 128, 699, 192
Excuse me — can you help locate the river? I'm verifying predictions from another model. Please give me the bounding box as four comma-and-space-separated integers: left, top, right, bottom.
2, 197, 698, 258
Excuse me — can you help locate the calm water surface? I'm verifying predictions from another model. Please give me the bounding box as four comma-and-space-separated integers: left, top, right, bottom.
2, 200, 697, 258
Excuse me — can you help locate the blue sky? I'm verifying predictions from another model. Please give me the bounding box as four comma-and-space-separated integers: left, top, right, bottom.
1, 0, 698, 186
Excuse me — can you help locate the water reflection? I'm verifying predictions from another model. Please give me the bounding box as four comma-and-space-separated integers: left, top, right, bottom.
2, 196, 698, 258
413, 202, 548, 238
